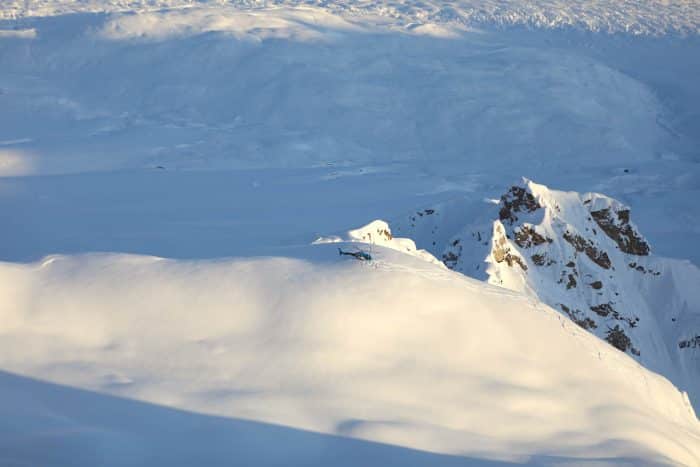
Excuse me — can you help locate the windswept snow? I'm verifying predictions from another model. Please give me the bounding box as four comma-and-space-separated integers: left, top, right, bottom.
2, 0, 699, 35
1, 248, 699, 465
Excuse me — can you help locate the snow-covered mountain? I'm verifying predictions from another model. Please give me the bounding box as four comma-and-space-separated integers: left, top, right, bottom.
396, 180, 700, 409
2, 1, 700, 465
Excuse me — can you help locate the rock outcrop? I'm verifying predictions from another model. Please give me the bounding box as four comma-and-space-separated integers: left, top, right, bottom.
391, 179, 700, 409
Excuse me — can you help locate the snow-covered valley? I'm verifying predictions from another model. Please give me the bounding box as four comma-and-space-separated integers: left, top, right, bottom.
1, 1, 700, 465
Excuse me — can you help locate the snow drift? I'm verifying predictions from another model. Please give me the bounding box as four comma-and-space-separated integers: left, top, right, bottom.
0, 247, 699, 465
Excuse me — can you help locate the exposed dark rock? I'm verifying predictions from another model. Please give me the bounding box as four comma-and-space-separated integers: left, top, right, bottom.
679, 336, 700, 349
499, 186, 540, 225
416, 209, 437, 217
578, 317, 597, 330
628, 262, 661, 276
442, 237, 462, 269
563, 231, 611, 269
590, 208, 650, 256
605, 325, 639, 355
566, 274, 577, 289
590, 303, 614, 317
560, 304, 597, 330
589, 303, 638, 327
531, 253, 546, 266
590, 281, 603, 290
514, 225, 549, 248
442, 251, 459, 269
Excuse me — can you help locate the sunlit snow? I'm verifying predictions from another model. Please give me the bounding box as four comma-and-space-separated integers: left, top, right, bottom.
1, 1, 699, 465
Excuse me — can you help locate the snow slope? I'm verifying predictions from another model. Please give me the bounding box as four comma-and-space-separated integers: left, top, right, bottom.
1, 246, 699, 466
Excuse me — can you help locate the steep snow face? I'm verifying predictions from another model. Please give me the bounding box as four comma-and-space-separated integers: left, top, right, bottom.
0, 248, 699, 465
399, 180, 700, 410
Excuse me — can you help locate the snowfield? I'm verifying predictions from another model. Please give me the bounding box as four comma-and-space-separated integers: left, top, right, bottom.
1, 248, 700, 465
2, 0, 700, 465
0, 6, 674, 176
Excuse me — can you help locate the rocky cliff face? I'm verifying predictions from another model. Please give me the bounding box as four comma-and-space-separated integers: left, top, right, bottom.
482, 182, 652, 355
392, 179, 700, 409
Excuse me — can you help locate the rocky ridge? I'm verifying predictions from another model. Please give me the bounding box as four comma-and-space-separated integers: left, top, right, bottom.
390, 179, 700, 409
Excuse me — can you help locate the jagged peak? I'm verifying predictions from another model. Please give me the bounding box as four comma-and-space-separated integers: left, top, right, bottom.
388, 179, 700, 409
497, 180, 543, 225
476, 181, 698, 381
497, 180, 650, 257
475, 181, 664, 357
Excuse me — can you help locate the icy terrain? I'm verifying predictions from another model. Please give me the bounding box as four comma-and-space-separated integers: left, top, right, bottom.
2, 1, 700, 465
